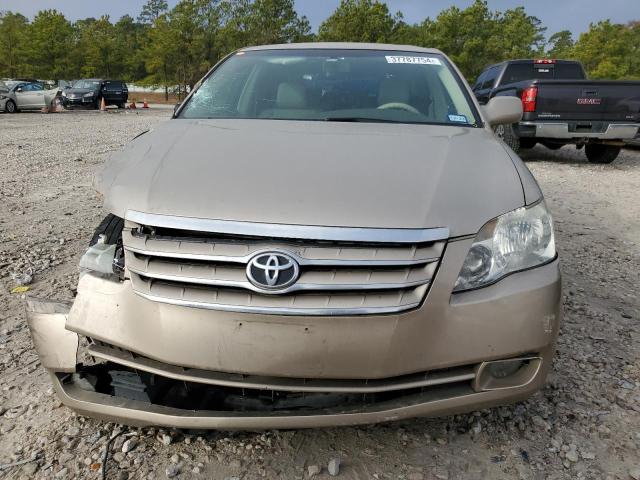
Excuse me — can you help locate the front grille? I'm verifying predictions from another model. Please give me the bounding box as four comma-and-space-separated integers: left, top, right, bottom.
123, 214, 448, 316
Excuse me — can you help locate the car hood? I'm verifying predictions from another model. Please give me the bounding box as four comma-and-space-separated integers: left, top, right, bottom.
96, 119, 527, 237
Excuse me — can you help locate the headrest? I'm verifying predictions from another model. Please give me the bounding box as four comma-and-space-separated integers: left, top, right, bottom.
276, 82, 307, 109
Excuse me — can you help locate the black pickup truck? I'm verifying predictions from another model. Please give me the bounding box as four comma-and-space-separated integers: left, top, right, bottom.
473, 59, 640, 163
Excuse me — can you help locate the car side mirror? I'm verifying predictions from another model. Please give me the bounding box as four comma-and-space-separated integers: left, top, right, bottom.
481, 96, 522, 127
16, 87, 23, 93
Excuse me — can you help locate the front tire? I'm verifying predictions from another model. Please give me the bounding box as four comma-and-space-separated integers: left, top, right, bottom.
585, 144, 621, 164
5, 99, 16, 113
494, 124, 522, 153
89, 214, 124, 246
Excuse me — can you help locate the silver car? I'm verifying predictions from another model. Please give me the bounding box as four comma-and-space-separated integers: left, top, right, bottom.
27, 44, 561, 429
0, 80, 58, 113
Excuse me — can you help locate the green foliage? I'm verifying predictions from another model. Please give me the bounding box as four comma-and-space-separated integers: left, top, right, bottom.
27, 10, 75, 79
0, 1, 637, 87
78, 16, 125, 78
0, 12, 29, 77
318, 0, 401, 43
243, 0, 312, 44
570, 20, 640, 79
546, 30, 574, 59
138, 0, 168, 24
401, 1, 546, 79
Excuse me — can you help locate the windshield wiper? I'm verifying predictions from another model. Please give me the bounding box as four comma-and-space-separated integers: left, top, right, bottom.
322, 116, 396, 123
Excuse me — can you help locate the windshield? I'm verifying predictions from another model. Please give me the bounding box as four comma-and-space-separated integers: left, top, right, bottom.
179, 49, 479, 126
73, 80, 101, 89
502, 62, 586, 83
1, 81, 19, 92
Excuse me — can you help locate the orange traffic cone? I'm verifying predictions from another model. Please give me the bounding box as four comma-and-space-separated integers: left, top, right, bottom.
100, 97, 106, 111
142, 98, 149, 109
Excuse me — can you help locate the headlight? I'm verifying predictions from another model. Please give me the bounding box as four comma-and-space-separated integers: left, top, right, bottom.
453, 201, 555, 292
83, 92, 94, 98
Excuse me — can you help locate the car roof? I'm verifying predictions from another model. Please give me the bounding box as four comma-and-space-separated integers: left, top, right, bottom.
240, 42, 444, 55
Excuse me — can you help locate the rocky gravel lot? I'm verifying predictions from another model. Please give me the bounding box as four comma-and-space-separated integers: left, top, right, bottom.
0, 110, 639, 480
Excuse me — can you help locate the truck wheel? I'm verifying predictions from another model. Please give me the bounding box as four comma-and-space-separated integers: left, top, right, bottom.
494, 124, 521, 152
89, 214, 124, 246
520, 138, 537, 149
585, 144, 621, 164
5, 99, 16, 113
542, 142, 563, 150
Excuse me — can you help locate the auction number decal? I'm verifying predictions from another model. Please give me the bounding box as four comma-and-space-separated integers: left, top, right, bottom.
385, 56, 442, 65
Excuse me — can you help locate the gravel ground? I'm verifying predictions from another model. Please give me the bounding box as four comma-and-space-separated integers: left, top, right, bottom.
0, 110, 639, 480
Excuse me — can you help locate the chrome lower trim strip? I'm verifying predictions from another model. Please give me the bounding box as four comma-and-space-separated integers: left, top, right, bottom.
126, 210, 449, 244
131, 290, 420, 316
89, 344, 476, 394
124, 245, 438, 267
520, 122, 639, 139
127, 269, 429, 294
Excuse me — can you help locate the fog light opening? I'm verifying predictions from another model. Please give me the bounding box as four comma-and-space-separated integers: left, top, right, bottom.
487, 360, 524, 379
474, 356, 542, 392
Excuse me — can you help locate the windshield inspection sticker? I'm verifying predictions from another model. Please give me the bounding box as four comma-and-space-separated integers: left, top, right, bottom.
385, 56, 441, 65
448, 114, 468, 123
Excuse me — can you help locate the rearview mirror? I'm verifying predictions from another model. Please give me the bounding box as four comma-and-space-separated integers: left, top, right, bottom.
481, 97, 522, 127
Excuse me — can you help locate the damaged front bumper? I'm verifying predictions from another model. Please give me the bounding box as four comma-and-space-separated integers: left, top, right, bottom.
25, 297, 77, 372
26, 247, 561, 430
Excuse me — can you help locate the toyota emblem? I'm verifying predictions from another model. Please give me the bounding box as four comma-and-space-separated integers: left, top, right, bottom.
246, 251, 300, 291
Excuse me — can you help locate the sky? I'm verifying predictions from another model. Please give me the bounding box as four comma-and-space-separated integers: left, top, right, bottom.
1, 0, 639, 38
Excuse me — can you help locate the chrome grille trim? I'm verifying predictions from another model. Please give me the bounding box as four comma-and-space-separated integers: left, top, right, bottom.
131, 288, 423, 316
124, 244, 440, 267
126, 210, 450, 244
123, 213, 448, 315
128, 268, 432, 294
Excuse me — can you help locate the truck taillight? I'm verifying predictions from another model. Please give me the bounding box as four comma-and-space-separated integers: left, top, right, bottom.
521, 87, 538, 112
534, 59, 556, 64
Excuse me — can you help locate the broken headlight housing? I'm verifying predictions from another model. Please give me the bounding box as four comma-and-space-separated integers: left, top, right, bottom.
453, 201, 555, 292
79, 234, 125, 281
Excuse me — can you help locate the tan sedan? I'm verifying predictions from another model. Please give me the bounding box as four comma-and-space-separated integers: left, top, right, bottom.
27, 43, 561, 429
